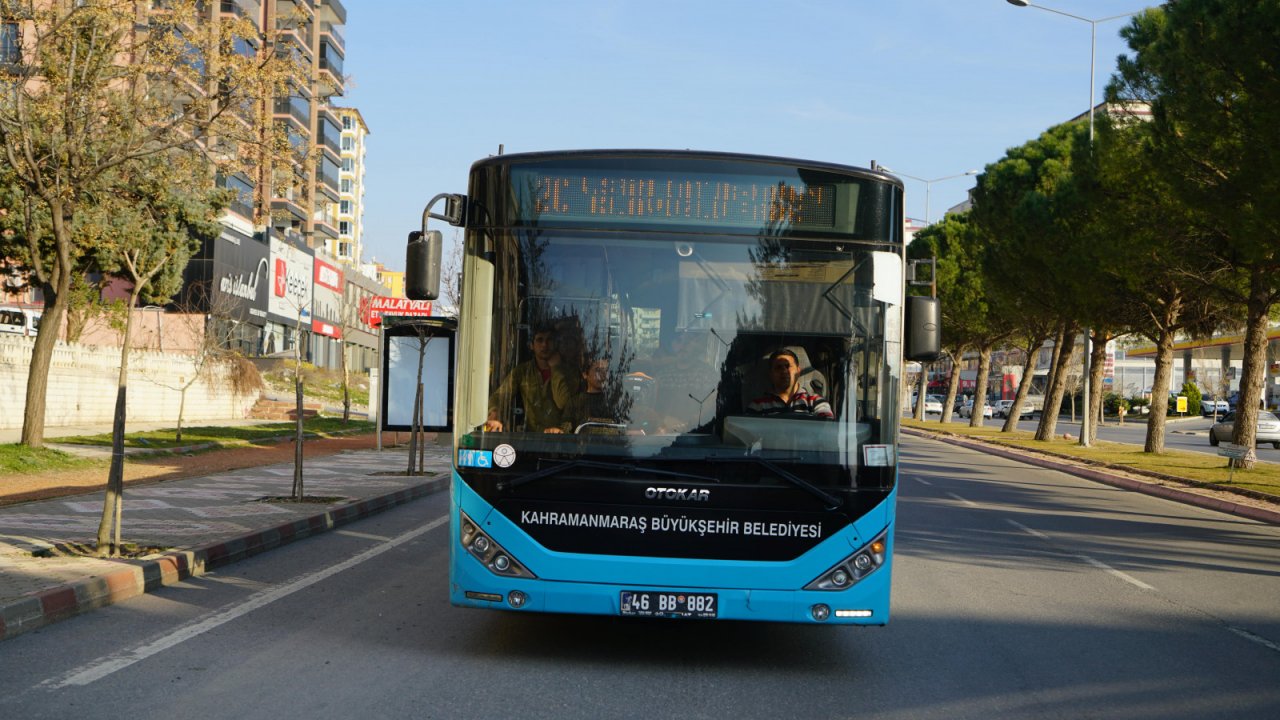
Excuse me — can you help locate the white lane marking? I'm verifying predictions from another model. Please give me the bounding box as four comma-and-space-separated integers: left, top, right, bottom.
1006, 519, 1050, 540
335, 529, 393, 542
914, 477, 933, 486
43, 515, 449, 690
946, 492, 977, 508
1005, 519, 1155, 591
1227, 626, 1280, 655
1074, 554, 1156, 591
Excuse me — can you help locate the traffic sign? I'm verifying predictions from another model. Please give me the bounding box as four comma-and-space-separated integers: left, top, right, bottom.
1217, 443, 1248, 460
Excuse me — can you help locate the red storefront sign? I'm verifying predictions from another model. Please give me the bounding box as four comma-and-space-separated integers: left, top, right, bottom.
361, 296, 433, 328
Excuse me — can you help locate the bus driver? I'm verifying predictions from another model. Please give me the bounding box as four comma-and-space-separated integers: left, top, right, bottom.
746, 348, 834, 419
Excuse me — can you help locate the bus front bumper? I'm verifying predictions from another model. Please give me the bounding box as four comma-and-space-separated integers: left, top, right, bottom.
450, 553, 891, 626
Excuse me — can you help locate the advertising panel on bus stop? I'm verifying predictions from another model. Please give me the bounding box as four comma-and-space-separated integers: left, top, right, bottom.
381, 318, 456, 433
267, 235, 314, 326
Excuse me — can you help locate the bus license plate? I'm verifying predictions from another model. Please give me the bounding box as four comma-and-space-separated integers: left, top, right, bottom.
620, 591, 717, 619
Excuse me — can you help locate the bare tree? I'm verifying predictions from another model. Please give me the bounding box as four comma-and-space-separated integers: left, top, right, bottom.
145, 282, 262, 443
93, 153, 225, 556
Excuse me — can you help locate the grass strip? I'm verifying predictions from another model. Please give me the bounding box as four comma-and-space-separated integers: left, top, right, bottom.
53, 418, 376, 450
0, 444, 101, 474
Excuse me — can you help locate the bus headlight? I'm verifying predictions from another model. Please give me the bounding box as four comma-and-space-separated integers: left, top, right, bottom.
459, 511, 537, 579
803, 530, 888, 591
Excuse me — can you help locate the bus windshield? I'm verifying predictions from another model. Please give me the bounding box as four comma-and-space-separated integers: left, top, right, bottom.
455, 228, 903, 494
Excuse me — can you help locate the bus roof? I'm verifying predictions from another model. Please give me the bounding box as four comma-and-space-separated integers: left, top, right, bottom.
469, 148, 903, 190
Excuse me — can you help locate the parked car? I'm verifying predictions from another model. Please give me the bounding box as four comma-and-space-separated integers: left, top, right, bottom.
1202, 398, 1230, 417
1208, 411, 1280, 449
0, 306, 40, 337
995, 399, 1036, 419
959, 398, 993, 418
923, 394, 944, 415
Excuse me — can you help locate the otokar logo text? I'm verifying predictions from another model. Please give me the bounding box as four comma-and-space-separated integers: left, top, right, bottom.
645, 487, 710, 502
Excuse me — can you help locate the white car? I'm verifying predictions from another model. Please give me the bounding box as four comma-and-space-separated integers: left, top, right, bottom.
959, 399, 993, 418
1202, 399, 1230, 417
923, 395, 944, 415
1209, 411, 1280, 449
996, 399, 1036, 419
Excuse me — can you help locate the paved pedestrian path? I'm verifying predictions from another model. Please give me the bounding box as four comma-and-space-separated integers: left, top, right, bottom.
0, 443, 453, 642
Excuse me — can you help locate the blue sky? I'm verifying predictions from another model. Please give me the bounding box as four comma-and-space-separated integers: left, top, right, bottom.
343, 1, 1147, 269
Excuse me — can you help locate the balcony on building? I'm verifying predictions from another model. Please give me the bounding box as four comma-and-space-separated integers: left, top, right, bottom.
274, 21, 313, 64
219, 0, 262, 20
317, 0, 346, 25
313, 204, 340, 240
317, 154, 341, 203
273, 92, 311, 132
216, 173, 256, 220
318, 37, 344, 95
316, 111, 342, 162
272, 183, 308, 224
276, 0, 317, 16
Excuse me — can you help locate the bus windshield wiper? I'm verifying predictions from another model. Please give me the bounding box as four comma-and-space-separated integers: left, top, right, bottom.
498, 459, 717, 491
706, 455, 842, 510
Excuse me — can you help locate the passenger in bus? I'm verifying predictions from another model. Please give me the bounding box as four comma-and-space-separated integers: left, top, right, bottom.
556, 355, 650, 434
746, 348, 834, 418
549, 315, 585, 393
483, 324, 576, 432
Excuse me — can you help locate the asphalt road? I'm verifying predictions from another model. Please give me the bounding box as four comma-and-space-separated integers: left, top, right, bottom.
2, 435, 1278, 720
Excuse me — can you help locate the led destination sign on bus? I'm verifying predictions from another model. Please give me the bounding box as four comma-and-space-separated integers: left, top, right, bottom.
512, 169, 838, 231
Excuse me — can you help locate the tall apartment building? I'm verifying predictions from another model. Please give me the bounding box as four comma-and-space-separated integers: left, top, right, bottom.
330, 106, 369, 266
181, 0, 383, 369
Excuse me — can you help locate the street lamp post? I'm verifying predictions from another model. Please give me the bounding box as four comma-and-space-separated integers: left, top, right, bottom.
1006, 0, 1143, 448
880, 168, 980, 226
880, 167, 979, 420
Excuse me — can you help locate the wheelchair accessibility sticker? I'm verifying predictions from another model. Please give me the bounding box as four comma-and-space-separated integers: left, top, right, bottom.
458, 450, 493, 468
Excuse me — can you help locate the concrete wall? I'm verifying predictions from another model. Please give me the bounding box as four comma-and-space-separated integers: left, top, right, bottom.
0, 337, 258, 430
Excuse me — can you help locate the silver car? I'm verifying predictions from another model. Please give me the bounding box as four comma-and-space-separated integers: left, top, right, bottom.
1208, 411, 1280, 449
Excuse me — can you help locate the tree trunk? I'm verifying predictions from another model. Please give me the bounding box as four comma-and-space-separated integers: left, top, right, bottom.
1035, 326, 1077, 441
1002, 335, 1044, 432
96, 294, 137, 556
1144, 329, 1176, 454
176, 387, 187, 444
340, 339, 351, 423
20, 274, 73, 449
293, 376, 304, 499
940, 350, 962, 425
408, 383, 422, 475
914, 364, 928, 420
1086, 330, 1110, 445
970, 347, 992, 428
1231, 280, 1272, 470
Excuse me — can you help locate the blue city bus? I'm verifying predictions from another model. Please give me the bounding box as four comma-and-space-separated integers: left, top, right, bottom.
405, 150, 939, 624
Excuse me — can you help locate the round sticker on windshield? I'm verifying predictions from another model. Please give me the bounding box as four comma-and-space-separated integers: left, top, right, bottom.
493, 444, 517, 468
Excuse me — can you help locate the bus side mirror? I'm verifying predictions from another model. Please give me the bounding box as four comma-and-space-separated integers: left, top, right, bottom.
406, 229, 443, 301
905, 296, 941, 362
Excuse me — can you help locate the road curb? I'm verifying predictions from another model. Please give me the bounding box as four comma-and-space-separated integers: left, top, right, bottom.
904, 428, 1280, 527
0, 475, 449, 643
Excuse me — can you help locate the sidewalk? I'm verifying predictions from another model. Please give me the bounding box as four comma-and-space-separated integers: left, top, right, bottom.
0, 438, 453, 642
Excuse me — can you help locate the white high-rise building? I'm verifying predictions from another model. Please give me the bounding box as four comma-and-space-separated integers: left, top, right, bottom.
331, 106, 369, 266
